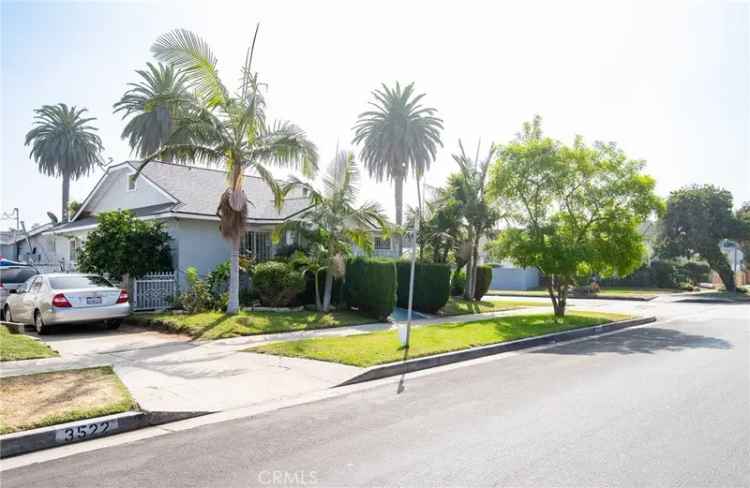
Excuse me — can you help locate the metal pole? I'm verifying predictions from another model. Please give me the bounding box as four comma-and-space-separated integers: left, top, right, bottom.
404, 218, 419, 347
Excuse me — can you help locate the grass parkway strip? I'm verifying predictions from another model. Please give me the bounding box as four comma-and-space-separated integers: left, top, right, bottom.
247, 312, 631, 367
0, 325, 58, 362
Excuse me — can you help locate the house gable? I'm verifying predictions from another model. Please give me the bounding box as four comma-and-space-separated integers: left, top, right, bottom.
75, 163, 178, 219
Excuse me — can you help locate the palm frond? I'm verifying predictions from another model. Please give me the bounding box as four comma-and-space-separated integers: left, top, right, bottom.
246, 121, 318, 178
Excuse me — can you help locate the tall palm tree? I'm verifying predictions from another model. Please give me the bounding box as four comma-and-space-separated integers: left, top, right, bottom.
353, 82, 443, 254
113, 62, 191, 158
137, 28, 318, 313
25, 104, 104, 223
278, 150, 388, 311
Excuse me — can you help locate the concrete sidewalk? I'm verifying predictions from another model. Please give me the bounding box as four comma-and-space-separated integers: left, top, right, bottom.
0, 300, 638, 413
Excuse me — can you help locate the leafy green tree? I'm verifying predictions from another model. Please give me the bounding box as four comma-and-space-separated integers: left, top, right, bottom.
25, 104, 104, 223
133, 28, 318, 313
276, 150, 388, 311
113, 62, 191, 158
737, 202, 750, 272
68, 200, 83, 217
488, 117, 662, 318
353, 82, 443, 254
658, 186, 749, 291
77, 210, 172, 281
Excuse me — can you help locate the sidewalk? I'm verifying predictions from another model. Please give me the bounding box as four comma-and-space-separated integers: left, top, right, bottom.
1, 300, 638, 413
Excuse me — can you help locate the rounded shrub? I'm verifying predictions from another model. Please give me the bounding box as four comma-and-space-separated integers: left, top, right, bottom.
396, 262, 451, 313
344, 257, 397, 321
473, 265, 493, 300
451, 270, 466, 296
252, 261, 305, 307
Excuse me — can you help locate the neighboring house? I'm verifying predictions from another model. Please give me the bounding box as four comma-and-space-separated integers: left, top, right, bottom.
1, 224, 64, 270
47, 160, 316, 288
489, 262, 540, 291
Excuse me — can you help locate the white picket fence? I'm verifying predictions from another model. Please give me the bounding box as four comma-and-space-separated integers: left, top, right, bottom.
133, 272, 177, 311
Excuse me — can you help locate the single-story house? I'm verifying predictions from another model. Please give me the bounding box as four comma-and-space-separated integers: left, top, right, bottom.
1, 224, 62, 271
47, 160, 397, 288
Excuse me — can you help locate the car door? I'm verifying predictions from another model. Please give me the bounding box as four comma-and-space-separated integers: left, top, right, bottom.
19, 276, 41, 323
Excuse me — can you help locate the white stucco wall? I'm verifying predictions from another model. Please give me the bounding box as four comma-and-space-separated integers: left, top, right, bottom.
170, 219, 231, 288
85, 166, 171, 214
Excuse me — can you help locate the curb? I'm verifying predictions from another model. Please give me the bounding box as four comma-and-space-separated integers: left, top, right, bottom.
0, 410, 210, 459
336, 316, 657, 387
487, 293, 656, 302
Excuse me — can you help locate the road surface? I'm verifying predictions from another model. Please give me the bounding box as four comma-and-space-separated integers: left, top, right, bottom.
3, 301, 748, 487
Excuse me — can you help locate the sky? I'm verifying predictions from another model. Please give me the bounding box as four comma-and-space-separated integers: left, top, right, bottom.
1, 0, 749, 230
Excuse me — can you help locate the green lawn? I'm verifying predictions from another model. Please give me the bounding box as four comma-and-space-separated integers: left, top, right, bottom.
129, 309, 374, 340
0, 325, 58, 361
247, 311, 632, 367
0, 366, 136, 434
439, 297, 547, 316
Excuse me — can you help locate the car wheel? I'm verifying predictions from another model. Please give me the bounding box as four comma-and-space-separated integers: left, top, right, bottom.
34, 311, 49, 335
3, 306, 11, 323
105, 319, 122, 330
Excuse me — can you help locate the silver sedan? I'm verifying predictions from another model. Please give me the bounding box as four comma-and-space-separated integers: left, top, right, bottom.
3, 273, 130, 334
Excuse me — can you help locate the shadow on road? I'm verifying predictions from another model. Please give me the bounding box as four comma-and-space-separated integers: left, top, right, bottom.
532, 327, 732, 356
396, 347, 410, 394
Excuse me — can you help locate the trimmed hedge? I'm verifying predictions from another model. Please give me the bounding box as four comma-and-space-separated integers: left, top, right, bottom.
300, 270, 343, 306
396, 262, 451, 313
252, 261, 305, 307
344, 257, 397, 321
473, 265, 493, 300
451, 269, 466, 296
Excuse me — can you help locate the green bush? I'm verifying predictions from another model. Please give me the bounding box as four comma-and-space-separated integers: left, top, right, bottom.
600, 259, 681, 289
252, 261, 305, 307
473, 265, 493, 300
175, 267, 213, 313
451, 270, 466, 296
677, 262, 710, 286
344, 257, 397, 321
396, 262, 451, 313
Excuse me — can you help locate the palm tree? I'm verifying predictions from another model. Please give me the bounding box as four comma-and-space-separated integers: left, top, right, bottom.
25, 104, 104, 223
449, 141, 501, 300
137, 28, 318, 313
278, 150, 388, 311
113, 62, 191, 158
353, 82, 443, 254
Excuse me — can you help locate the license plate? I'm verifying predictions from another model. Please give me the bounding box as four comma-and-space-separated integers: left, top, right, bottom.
55, 419, 118, 443
86, 296, 102, 305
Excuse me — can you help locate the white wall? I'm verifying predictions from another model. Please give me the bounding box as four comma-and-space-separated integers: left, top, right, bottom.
86, 166, 170, 214
171, 219, 231, 289
490, 267, 540, 291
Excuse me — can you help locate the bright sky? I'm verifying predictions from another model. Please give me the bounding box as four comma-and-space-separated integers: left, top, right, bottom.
2, 0, 748, 229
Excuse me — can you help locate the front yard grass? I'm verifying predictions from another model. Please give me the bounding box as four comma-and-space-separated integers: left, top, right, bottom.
0, 325, 58, 361
129, 309, 374, 341
0, 366, 136, 434
247, 311, 632, 367
439, 297, 547, 316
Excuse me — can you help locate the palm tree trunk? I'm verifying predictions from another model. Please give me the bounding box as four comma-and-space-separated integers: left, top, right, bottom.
464, 229, 475, 300
322, 267, 334, 312
314, 269, 323, 311
226, 234, 241, 314
395, 176, 404, 256
62, 171, 70, 223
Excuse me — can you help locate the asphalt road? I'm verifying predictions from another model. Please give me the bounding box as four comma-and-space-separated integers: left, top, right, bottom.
3, 302, 749, 488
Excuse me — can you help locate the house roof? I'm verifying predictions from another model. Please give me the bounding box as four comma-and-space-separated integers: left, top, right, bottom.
59, 160, 314, 234
137, 161, 311, 222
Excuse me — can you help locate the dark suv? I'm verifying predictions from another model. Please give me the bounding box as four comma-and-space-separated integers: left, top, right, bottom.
0, 266, 39, 320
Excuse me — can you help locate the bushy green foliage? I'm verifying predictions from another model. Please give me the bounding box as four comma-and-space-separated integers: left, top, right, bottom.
678, 262, 711, 286
451, 270, 466, 296
252, 261, 305, 307
77, 210, 172, 279
396, 262, 451, 313
601, 259, 710, 289
175, 267, 213, 313
344, 257, 397, 321
207, 261, 230, 295
473, 265, 493, 300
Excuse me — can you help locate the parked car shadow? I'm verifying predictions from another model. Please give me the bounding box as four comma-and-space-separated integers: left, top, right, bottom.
531, 326, 732, 356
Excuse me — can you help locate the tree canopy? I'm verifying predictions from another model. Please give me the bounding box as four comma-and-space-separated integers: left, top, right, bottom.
488, 116, 662, 317
658, 185, 749, 291
77, 210, 173, 280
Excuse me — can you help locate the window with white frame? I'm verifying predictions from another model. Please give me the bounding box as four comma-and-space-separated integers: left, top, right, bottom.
241, 231, 272, 262
374, 236, 392, 250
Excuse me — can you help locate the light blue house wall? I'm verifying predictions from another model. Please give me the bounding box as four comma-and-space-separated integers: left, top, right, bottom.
490, 266, 540, 290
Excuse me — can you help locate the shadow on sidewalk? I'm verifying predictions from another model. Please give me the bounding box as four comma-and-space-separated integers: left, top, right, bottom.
531, 326, 732, 356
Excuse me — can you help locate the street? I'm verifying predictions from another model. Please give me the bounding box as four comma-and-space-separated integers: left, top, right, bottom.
2, 300, 749, 487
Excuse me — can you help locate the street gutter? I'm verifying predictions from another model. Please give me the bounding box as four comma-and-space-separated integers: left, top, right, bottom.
336, 316, 657, 387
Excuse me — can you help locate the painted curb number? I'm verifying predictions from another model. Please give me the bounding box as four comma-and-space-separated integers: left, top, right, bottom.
55, 419, 119, 443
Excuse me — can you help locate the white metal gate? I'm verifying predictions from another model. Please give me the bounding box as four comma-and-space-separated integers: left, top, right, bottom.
133, 272, 177, 311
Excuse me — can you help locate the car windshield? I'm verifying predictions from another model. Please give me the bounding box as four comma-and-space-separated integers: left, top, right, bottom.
0, 267, 38, 285
49, 275, 114, 289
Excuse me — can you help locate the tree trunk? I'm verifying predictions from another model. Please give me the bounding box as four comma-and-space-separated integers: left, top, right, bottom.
314, 269, 322, 311
705, 246, 736, 292
546, 274, 567, 320
322, 267, 334, 312
395, 176, 404, 256
463, 229, 476, 301
226, 234, 241, 314
62, 171, 71, 223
